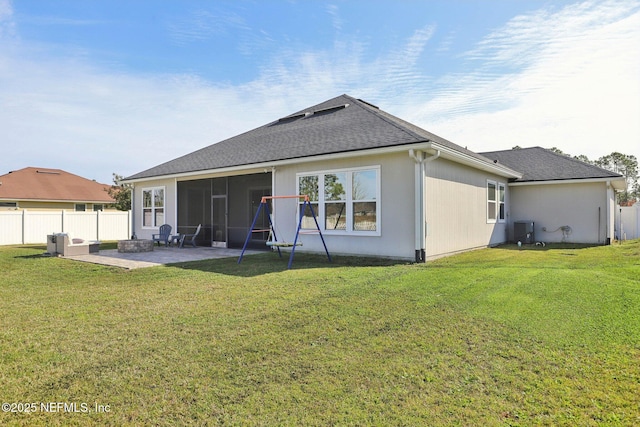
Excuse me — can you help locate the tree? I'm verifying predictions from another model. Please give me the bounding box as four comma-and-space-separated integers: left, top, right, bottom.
573, 154, 592, 164
107, 173, 132, 211
594, 153, 639, 204
548, 147, 566, 156
544, 148, 638, 204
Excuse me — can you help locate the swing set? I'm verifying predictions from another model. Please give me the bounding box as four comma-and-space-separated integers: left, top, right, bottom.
237, 195, 331, 269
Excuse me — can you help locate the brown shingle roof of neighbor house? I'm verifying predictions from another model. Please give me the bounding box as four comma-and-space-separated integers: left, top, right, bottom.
0, 167, 115, 203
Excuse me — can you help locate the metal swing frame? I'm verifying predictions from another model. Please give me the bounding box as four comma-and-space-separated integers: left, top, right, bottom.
237, 195, 331, 269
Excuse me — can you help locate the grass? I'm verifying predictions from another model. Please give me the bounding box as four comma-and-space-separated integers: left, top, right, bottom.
0, 241, 639, 426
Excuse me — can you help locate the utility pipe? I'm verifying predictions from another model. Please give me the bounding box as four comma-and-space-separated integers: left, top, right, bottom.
409, 147, 440, 263
606, 181, 612, 244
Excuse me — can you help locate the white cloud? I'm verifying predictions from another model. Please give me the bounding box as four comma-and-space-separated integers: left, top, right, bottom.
0, 0, 15, 38
167, 8, 249, 46
326, 4, 343, 32
0, 48, 279, 183
404, 0, 640, 161
1, 0, 638, 185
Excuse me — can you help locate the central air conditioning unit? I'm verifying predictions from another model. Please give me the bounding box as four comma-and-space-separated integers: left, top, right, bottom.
514, 221, 534, 244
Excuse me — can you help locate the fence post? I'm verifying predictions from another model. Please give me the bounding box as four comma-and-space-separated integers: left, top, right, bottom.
22, 209, 26, 244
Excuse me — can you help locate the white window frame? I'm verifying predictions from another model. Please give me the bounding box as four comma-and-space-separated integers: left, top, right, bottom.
142, 186, 165, 229
75, 203, 86, 212
487, 180, 497, 223
498, 182, 506, 223
487, 180, 506, 224
297, 166, 381, 236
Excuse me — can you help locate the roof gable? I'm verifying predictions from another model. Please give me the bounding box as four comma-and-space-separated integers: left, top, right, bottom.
0, 167, 115, 203
126, 94, 509, 181
479, 147, 623, 182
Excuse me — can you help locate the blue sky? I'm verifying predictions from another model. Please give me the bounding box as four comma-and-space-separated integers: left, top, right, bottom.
1, 0, 639, 184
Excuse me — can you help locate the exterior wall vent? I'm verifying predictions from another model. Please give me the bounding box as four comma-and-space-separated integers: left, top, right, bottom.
312, 103, 349, 116
276, 112, 311, 124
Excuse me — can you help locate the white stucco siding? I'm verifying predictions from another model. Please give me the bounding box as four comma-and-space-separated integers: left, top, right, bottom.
274, 152, 416, 260
425, 158, 508, 258
509, 182, 609, 244
131, 178, 177, 240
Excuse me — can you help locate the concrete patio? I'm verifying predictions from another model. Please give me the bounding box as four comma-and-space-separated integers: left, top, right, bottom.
63, 245, 262, 269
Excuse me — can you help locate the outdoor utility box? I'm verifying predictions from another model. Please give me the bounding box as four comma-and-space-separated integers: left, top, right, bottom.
46, 234, 58, 256
514, 221, 535, 244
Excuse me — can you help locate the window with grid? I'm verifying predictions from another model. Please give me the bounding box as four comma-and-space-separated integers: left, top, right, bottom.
142, 187, 165, 228
297, 167, 379, 234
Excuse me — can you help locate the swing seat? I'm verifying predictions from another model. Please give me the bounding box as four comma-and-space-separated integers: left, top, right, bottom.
266, 241, 303, 247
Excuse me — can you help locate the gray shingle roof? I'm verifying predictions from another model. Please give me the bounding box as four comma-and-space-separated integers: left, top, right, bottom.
480, 147, 623, 182
125, 94, 501, 181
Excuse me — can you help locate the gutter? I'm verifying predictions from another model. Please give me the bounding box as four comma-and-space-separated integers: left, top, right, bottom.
509, 176, 626, 191
409, 146, 440, 263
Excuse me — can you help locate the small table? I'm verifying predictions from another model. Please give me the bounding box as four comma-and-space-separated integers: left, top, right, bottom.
169, 235, 182, 246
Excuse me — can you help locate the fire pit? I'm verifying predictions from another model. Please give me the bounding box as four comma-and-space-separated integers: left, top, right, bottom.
118, 239, 154, 253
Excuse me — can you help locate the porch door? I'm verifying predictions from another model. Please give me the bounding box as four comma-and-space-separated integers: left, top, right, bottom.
211, 195, 227, 248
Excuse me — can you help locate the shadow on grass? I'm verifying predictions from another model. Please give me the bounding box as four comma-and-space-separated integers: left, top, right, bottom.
10, 245, 53, 260
169, 252, 410, 277
496, 242, 600, 252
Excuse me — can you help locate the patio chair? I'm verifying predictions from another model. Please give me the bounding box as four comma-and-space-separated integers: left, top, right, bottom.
152, 224, 172, 246
180, 224, 202, 248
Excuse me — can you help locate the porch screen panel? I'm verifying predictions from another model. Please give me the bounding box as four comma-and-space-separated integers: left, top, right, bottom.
177, 179, 212, 245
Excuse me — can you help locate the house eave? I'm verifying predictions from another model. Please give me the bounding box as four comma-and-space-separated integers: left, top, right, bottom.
509, 176, 626, 190
0, 197, 114, 204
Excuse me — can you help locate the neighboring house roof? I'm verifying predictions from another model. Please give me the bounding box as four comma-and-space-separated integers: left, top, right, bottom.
125, 94, 521, 181
0, 167, 115, 203
480, 147, 625, 187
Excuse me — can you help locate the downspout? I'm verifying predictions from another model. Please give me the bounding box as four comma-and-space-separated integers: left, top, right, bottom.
409, 148, 440, 263
130, 185, 136, 239
606, 181, 612, 244
270, 167, 276, 237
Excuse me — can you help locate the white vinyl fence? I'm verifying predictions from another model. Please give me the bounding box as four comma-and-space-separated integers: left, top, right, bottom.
615, 204, 640, 240
0, 210, 131, 245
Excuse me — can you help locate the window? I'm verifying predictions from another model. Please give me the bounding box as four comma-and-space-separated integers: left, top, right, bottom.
487, 180, 506, 223
487, 181, 496, 223
324, 172, 347, 230
298, 167, 380, 234
0, 202, 17, 208
352, 170, 377, 231
498, 183, 506, 222
75, 204, 86, 212
298, 175, 319, 229
93, 204, 104, 212
142, 187, 165, 228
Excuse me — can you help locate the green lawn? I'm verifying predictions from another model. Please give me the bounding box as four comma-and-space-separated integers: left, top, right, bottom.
1, 241, 639, 426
